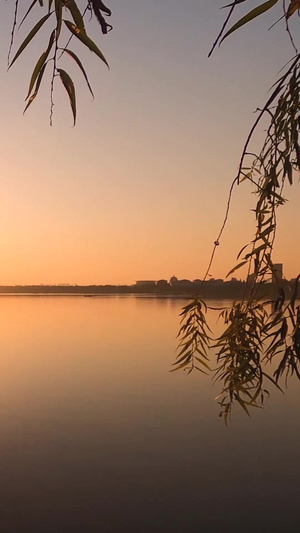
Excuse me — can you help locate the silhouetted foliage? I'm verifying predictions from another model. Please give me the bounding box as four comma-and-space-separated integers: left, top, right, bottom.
8, 0, 112, 124
175, 0, 300, 422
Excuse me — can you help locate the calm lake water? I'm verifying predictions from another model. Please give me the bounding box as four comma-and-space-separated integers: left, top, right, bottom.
0, 295, 298, 532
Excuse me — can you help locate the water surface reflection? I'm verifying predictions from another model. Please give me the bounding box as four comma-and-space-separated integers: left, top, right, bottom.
0, 296, 298, 532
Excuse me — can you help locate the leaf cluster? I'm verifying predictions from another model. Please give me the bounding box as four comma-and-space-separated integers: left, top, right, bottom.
173, 299, 212, 374
8, 0, 112, 124
177, 1, 300, 423
209, 0, 299, 56
214, 302, 272, 425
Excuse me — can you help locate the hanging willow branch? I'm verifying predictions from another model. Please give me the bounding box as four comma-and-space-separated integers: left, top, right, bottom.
8, 0, 112, 124
175, 0, 300, 423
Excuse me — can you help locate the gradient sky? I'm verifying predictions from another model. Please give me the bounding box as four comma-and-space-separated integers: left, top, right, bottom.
0, 0, 299, 285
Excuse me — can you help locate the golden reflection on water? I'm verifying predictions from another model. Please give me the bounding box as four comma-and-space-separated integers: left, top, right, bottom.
0, 296, 298, 532
0, 295, 298, 415
0, 296, 213, 419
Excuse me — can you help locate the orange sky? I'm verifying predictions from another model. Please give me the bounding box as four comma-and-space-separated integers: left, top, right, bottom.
0, 1, 299, 285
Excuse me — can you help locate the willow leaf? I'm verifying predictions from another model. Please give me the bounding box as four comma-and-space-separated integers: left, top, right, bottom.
286, 0, 300, 18
226, 260, 247, 278
64, 20, 109, 68
237, 243, 250, 260
9, 13, 52, 69
245, 243, 267, 259
259, 224, 275, 239
18, 0, 39, 29
262, 371, 284, 392
173, 351, 192, 366
220, 0, 279, 43
57, 68, 76, 126
170, 360, 191, 372
234, 395, 251, 416
55, 0, 63, 36
23, 63, 47, 114
26, 30, 55, 100
66, 0, 85, 30
26, 52, 48, 101
222, 0, 248, 8
194, 356, 211, 371
64, 49, 94, 98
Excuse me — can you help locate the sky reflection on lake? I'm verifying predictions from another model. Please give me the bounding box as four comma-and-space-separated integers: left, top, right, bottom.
0, 296, 298, 532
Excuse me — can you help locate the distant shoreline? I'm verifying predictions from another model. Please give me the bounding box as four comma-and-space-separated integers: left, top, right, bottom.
0, 279, 296, 299
0, 293, 194, 299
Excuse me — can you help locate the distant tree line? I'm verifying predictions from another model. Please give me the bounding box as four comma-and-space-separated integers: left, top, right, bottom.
0, 277, 298, 298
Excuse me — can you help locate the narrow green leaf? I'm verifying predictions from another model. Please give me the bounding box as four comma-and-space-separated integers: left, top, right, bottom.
237, 243, 250, 260
244, 400, 262, 409
26, 52, 47, 101
23, 63, 47, 114
57, 68, 76, 126
221, 0, 247, 8
220, 0, 279, 43
193, 366, 208, 374
18, 0, 39, 29
261, 371, 284, 392
245, 243, 268, 259
179, 300, 197, 315
55, 0, 63, 36
194, 356, 211, 370
268, 190, 285, 201
9, 13, 52, 69
173, 351, 192, 366
259, 224, 275, 239
239, 170, 253, 183
64, 20, 109, 68
64, 49, 94, 98
287, 0, 300, 18
26, 30, 55, 100
177, 338, 193, 357
226, 260, 247, 278
234, 395, 251, 416
66, 0, 85, 30
170, 360, 191, 372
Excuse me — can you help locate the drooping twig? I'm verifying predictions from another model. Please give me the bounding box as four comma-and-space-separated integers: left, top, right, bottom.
8, 0, 19, 66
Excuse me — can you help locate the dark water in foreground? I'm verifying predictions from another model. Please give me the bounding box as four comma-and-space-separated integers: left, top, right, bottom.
0, 296, 298, 532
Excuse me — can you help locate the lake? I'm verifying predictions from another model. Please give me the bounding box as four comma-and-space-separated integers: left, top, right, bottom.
0, 295, 298, 532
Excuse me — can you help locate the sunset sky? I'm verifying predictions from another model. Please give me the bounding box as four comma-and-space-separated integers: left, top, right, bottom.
0, 0, 299, 285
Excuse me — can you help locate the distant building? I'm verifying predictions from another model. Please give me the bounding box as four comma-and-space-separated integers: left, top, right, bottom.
169, 275, 178, 286
272, 263, 283, 283
135, 280, 156, 287
156, 279, 170, 289
177, 279, 193, 288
